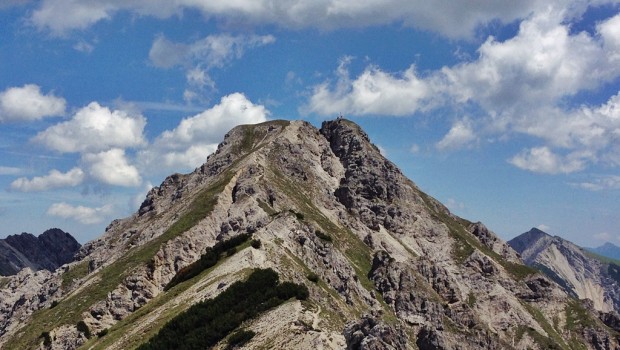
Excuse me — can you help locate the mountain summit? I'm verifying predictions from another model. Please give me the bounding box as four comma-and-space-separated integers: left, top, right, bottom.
0, 228, 80, 276
1, 119, 617, 349
510, 227, 620, 314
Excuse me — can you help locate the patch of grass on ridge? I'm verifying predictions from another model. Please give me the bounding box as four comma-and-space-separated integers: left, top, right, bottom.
61, 260, 89, 290
81, 249, 253, 350
415, 189, 536, 280
5, 171, 234, 350
267, 163, 396, 322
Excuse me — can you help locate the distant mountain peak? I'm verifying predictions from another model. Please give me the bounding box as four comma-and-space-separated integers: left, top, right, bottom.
0, 228, 80, 276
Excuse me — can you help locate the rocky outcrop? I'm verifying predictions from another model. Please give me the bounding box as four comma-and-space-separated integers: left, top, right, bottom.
1, 119, 617, 350
509, 228, 620, 313
0, 229, 80, 276
343, 315, 408, 350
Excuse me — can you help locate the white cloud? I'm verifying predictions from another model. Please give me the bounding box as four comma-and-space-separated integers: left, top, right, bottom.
46, 202, 113, 224
0, 84, 65, 122
304, 9, 620, 173
29, 0, 596, 39
509, 147, 587, 174
73, 40, 95, 53
9, 167, 84, 192
149, 33, 275, 101
34, 102, 146, 153
303, 60, 433, 116
436, 119, 477, 151
141, 92, 268, 172
572, 175, 620, 191
537, 224, 551, 232
410, 144, 420, 154
594, 232, 613, 241
0, 166, 23, 175
82, 149, 141, 187
446, 198, 466, 211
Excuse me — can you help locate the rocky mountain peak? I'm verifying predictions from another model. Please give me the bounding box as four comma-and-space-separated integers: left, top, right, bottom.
0, 228, 80, 276
2, 119, 618, 350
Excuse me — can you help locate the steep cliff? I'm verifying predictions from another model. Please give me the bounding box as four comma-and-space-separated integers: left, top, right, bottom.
509, 228, 620, 314
1, 120, 617, 350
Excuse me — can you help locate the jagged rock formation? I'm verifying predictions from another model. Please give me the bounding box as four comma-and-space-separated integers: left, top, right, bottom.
0, 119, 618, 350
0, 228, 80, 276
509, 228, 620, 313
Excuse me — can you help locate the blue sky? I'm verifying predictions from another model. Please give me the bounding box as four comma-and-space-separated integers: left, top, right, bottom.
1, 0, 619, 246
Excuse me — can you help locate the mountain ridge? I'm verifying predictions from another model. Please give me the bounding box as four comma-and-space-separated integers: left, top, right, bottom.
509, 227, 620, 314
0, 228, 80, 276
1, 119, 617, 350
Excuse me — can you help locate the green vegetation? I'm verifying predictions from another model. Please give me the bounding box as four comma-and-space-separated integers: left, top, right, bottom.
521, 302, 572, 350
5, 172, 233, 350
289, 209, 305, 221
251, 239, 261, 249
565, 299, 597, 331
76, 320, 91, 339
227, 329, 256, 349
256, 199, 277, 216
416, 189, 536, 280
165, 233, 251, 291
267, 162, 396, 321
40, 331, 52, 347
314, 230, 332, 242
0, 277, 9, 289
81, 253, 250, 350
137, 268, 308, 350
61, 260, 90, 289
583, 250, 620, 266
232, 120, 289, 155
514, 325, 561, 349
307, 272, 319, 283
466, 292, 476, 308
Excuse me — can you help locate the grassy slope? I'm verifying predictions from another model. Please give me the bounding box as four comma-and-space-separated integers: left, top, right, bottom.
5, 172, 233, 350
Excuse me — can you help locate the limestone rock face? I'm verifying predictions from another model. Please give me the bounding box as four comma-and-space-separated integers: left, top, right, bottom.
0, 229, 80, 276
1, 119, 618, 350
510, 228, 620, 313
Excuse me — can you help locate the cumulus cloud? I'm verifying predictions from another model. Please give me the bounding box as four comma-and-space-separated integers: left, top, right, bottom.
436, 119, 477, 151
0, 84, 65, 122
29, 0, 596, 39
34, 102, 146, 153
46, 202, 113, 224
82, 149, 141, 187
509, 147, 587, 174
303, 58, 433, 116
149, 33, 275, 101
304, 9, 620, 174
9, 167, 84, 192
572, 175, 620, 191
141, 92, 268, 172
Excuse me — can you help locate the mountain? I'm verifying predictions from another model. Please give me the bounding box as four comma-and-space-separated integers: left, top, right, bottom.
1, 119, 618, 350
509, 228, 620, 313
0, 228, 80, 276
587, 242, 620, 261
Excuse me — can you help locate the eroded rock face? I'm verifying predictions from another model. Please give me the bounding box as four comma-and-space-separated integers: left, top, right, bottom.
344, 315, 408, 350
2, 119, 618, 350
510, 228, 620, 313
